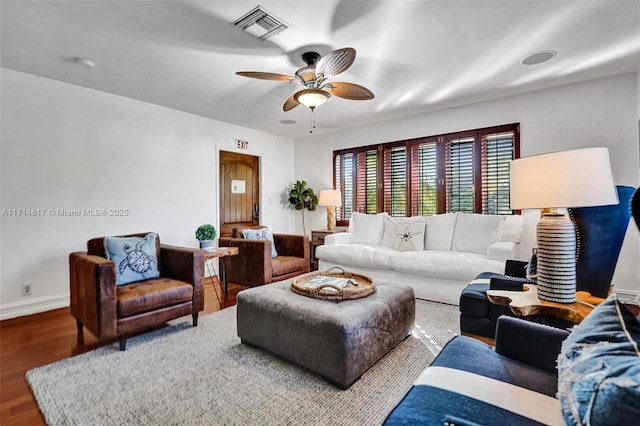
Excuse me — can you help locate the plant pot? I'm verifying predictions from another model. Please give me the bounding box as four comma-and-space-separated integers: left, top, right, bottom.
199, 240, 215, 251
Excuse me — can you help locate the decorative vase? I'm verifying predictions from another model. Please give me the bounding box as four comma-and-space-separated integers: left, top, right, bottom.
199, 240, 215, 251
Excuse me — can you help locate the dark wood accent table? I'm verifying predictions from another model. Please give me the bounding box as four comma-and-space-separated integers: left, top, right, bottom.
487, 284, 605, 324
310, 229, 346, 270
202, 247, 239, 299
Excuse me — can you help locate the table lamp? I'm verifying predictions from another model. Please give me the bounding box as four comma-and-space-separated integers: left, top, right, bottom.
318, 189, 342, 231
510, 147, 618, 303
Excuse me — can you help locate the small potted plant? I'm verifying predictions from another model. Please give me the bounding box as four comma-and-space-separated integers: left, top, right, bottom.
195, 224, 217, 250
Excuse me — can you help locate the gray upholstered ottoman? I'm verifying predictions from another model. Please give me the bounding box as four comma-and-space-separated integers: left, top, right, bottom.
236, 280, 415, 389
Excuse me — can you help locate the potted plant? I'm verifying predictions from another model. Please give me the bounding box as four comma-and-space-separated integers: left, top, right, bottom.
195, 224, 217, 250
287, 180, 318, 236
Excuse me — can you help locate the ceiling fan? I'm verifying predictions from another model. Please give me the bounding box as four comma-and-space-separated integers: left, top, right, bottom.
236, 47, 374, 112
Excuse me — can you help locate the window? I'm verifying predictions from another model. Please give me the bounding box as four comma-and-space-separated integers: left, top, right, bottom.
334, 123, 519, 223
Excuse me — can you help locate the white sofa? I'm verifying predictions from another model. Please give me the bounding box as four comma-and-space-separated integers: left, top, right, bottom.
316, 212, 525, 305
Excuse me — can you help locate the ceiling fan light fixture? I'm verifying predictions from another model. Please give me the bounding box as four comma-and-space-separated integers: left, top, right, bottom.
294, 89, 331, 110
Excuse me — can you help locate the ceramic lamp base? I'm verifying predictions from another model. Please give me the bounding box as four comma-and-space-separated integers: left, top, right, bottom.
326, 206, 336, 230
536, 212, 577, 303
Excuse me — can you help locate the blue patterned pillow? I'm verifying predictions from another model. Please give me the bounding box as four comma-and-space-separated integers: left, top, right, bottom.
104, 233, 160, 285
243, 228, 278, 258
557, 295, 640, 425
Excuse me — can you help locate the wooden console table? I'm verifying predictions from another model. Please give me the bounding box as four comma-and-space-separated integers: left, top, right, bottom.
487, 284, 605, 324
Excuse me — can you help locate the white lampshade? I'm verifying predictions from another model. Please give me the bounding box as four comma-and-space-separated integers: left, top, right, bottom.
510, 147, 618, 210
318, 189, 342, 207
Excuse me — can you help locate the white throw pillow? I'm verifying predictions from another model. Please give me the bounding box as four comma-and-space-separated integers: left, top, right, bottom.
392, 223, 426, 251
381, 215, 429, 247
425, 213, 458, 251
452, 213, 504, 255
499, 215, 525, 243
349, 212, 387, 245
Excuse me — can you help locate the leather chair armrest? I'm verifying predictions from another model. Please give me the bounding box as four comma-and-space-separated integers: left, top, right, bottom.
273, 234, 309, 259
69, 251, 118, 339
495, 316, 570, 374
219, 237, 272, 285
160, 245, 205, 312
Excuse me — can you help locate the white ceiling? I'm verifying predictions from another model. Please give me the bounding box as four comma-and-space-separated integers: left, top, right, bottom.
2, 1, 639, 138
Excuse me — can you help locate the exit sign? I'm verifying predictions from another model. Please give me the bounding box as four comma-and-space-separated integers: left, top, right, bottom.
236, 139, 249, 149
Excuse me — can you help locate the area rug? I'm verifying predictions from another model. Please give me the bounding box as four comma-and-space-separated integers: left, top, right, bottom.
27, 300, 459, 426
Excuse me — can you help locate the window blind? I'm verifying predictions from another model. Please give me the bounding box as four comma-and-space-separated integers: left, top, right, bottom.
410, 141, 438, 216
482, 131, 515, 214
333, 123, 519, 221
446, 137, 475, 213
383, 145, 407, 216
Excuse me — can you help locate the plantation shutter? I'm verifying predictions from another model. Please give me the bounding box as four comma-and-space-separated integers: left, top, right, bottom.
446, 137, 475, 213
335, 152, 355, 222
482, 131, 515, 214
356, 149, 378, 214
383, 145, 407, 216
334, 123, 518, 222
410, 140, 438, 216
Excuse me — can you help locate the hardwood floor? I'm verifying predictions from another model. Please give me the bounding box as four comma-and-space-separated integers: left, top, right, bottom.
0, 279, 243, 426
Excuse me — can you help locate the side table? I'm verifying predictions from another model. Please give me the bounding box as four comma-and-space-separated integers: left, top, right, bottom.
202, 247, 239, 300
487, 284, 605, 324
310, 228, 346, 270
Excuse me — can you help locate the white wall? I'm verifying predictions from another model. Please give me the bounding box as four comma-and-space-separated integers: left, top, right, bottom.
0, 69, 295, 319
294, 73, 640, 295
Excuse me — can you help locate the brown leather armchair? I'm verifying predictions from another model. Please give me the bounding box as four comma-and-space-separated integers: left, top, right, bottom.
219, 228, 310, 287
69, 232, 204, 350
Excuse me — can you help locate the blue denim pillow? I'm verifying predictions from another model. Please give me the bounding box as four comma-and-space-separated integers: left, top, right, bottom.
557, 295, 640, 425
243, 228, 278, 258
104, 233, 160, 285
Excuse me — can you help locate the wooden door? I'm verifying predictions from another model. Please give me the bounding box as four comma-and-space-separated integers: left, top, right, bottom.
219, 151, 260, 237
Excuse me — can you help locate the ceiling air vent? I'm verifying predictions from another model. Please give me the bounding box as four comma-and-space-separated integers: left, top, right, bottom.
232, 6, 289, 41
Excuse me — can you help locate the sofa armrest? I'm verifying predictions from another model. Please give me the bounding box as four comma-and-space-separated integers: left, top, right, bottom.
219, 237, 272, 285
325, 232, 351, 245
69, 252, 118, 339
487, 241, 517, 263
160, 244, 205, 312
495, 316, 570, 374
274, 234, 309, 259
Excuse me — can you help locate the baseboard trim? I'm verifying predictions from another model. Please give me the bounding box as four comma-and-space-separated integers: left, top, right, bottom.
0, 294, 69, 320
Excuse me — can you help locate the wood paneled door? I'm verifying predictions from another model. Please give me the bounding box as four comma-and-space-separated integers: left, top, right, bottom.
219, 151, 259, 237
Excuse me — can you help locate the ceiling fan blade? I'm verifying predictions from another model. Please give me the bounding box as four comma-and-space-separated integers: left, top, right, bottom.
315, 47, 356, 78
236, 71, 294, 82
283, 95, 300, 111
325, 82, 374, 100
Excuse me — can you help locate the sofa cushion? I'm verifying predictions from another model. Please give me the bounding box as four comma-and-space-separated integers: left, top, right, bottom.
104, 233, 160, 285
271, 255, 307, 277
425, 213, 457, 251
381, 215, 429, 247
392, 223, 426, 251
389, 250, 505, 281
452, 213, 504, 255
499, 215, 525, 243
243, 227, 278, 258
315, 244, 396, 269
349, 212, 387, 245
557, 295, 640, 426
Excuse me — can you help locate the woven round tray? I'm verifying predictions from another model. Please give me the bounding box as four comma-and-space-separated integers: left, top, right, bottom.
291, 267, 375, 301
